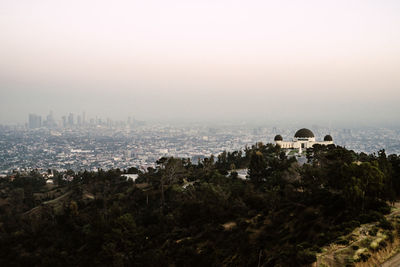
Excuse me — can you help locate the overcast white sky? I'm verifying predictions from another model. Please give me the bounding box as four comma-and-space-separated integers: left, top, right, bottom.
1, 0, 400, 125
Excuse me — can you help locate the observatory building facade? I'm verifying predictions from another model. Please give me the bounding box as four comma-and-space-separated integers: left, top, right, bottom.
274, 128, 333, 151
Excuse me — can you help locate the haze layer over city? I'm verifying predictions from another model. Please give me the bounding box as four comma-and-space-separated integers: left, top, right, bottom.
1, 0, 400, 126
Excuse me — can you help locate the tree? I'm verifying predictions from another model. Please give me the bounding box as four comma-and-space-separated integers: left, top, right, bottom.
377, 150, 396, 204
388, 154, 400, 196
159, 157, 185, 206
345, 162, 385, 212
248, 151, 267, 186
126, 167, 140, 174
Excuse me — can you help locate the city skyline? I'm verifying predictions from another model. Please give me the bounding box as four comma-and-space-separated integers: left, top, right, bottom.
6, 107, 400, 129
26, 110, 143, 129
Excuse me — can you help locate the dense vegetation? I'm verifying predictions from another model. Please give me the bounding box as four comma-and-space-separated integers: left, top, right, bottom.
1, 143, 400, 266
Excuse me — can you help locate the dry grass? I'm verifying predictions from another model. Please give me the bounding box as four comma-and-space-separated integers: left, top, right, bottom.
315, 202, 400, 267
222, 221, 237, 231
355, 235, 400, 267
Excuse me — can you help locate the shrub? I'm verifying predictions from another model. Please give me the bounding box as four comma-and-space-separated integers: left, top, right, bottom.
296, 249, 316, 264
368, 227, 378, 236
360, 252, 371, 262
335, 237, 349, 245
353, 248, 370, 262
359, 211, 383, 224
378, 218, 393, 230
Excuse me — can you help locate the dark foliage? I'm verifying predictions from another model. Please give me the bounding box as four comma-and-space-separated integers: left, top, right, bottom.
0, 144, 399, 266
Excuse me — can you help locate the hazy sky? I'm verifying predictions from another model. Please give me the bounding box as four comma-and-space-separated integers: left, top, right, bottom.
1, 0, 400, 125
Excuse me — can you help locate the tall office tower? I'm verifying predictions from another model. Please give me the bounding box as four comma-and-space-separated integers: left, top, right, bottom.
77, 115, 82, 126
68, 113, 74, 126
82, 111, 86, 125
62, 116, 67, 128
28, 114, 35, 129
28, 114, 42, 129
45, 110, 56, 128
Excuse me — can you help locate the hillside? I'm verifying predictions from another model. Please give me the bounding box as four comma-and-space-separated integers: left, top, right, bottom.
0, 143, 400, 266
315, 202, 400, 266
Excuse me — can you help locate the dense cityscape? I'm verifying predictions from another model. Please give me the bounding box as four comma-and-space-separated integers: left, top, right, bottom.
1, 111, 399, 175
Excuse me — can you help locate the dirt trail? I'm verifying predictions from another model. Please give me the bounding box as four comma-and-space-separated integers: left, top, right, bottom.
382, 252, 400, 267
23, 191, 72, 216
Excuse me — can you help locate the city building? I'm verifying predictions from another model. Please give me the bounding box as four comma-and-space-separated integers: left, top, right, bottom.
44, 111, 56, 128
62, 116, 67, 128
274, 128, 333, 152
68, 113, 74, 126
28, 114, 42, 129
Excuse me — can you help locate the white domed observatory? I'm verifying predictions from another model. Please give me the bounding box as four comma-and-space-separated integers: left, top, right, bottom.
274, 128, 333, 151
